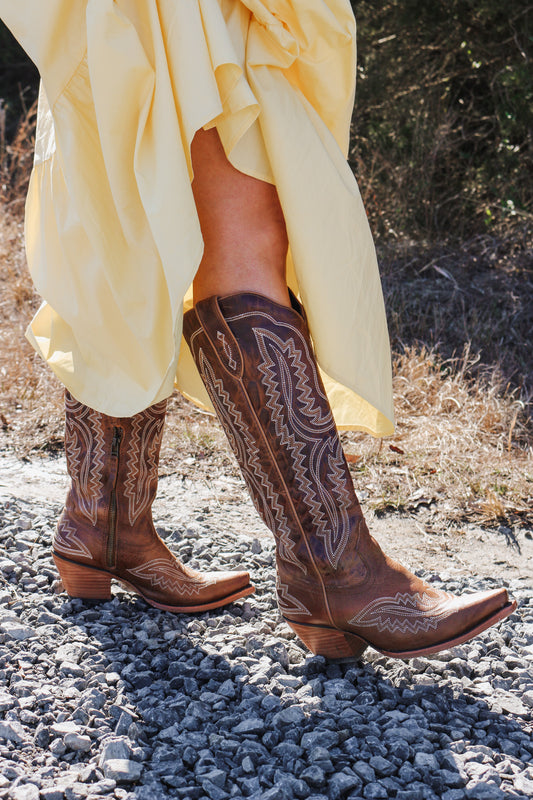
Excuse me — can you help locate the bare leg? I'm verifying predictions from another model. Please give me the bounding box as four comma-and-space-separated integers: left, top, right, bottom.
191, 128, 290, 307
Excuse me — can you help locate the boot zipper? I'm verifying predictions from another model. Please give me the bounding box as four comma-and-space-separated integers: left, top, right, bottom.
107, 426, 123, 569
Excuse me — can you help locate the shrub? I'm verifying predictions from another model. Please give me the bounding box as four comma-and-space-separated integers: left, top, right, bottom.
351, 0, 533, 239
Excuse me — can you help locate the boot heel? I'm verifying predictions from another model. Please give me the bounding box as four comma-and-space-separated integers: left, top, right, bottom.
286, 619, 368, 660
53, 555, 112, 600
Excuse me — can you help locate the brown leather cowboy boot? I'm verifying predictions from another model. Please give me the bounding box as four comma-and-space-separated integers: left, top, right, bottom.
53, 391, 254, 611
183, 292, 516, 659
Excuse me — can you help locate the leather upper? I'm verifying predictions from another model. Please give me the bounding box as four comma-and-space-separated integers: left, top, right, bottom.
55, 392, 250, 609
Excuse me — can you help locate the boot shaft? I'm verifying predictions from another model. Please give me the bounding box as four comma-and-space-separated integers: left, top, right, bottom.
57, 392, 167, 567
183, 293, 367, 585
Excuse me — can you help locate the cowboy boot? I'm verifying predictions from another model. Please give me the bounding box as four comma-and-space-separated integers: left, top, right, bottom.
53, 391, 254, 611
183, 292, 516, 659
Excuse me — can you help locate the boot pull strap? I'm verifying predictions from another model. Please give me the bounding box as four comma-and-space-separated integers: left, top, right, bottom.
194, 297, 244, 379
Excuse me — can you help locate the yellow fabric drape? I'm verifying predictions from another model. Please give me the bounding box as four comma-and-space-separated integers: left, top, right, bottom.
0, 0, 394, 436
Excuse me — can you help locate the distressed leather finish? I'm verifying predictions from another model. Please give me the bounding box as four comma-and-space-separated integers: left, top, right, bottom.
184, 292, 515, 657
54, 392, 253, 611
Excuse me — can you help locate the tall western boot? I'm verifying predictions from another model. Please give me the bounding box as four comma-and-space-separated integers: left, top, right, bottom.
183, 292, 516, 659
53, 391, 254, 611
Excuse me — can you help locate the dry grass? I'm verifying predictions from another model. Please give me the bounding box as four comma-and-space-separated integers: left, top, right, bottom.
0, 211, 64, 452
0, 108, 531, 529
342, 347, 532, 526
0, 97, 37, 211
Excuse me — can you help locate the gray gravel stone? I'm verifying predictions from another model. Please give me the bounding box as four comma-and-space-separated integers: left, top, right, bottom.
64, 731, 92, 751
93, 779, 118, 794
0, 488, 530, 800
259, 789, 286, 800
202, 778, 230, 800
414, 752, 440, 772
49, 737, 67, 756
241, 756, 254, 773
59, 660, 85, 678
396, 787, 425, 800
0, 691, 16, 712
0, 617, 36, 640
515, 773, 533, 795
436, 769, 465, 789
98, 736, 135, 765
353, 761, 376, 783
10, 785, 40, 800
202, 769, 227, 788
329, 771, 363, 798
301, 764, 326, 789
115, 711, 136, 736
0, 719, 27, 743
233, 718, 266, 735
301, 730, 339, 749
363, 781, 389, 799
369, 755, 395, 777
466, 784, 504, 800
51, 721, 81, 737
102, 759, 142, 783
273, 707, 306, 726
40, 789, 66, 800
398, 762, 421, 784
441, 791, 466, 800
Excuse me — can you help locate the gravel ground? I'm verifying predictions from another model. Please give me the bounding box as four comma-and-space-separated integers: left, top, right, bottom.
0, 473, 532, 800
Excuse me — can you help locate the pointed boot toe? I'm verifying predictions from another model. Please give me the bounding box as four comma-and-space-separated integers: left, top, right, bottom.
130, 564, 255, 613
205, 569, 253, 594
373, 586, 517, 659
200, 569, 255, 610
458, 586, 514, 626
438, 586, 516, 647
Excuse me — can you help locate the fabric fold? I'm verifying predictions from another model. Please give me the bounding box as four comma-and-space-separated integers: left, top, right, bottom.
2, 0, 395, 436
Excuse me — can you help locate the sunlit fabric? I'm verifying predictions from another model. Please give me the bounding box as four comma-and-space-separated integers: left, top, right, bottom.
0, 0, 394, 435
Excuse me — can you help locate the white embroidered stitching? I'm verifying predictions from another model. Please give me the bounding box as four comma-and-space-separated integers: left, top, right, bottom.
217, 330, 237, 371
348, 591, 456, 634
253, 323, 352, 569
197, 348, 305, 574
54, 519, 93, 560
276, 579, 312, 617
64, 395, 105, 525
126, 558, 214, 598
124, 402, 165, 526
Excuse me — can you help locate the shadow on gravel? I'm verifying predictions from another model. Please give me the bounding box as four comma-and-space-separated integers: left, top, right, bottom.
0, 501, 531, 800
3, 595, 531, 800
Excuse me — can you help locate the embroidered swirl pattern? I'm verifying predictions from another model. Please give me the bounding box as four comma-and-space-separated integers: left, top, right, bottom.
126, 558, 215, 598
54, 519, 93, 560
276, 578, 312, 617
124, 401, 166, 526
197, 349, 305, 574
251, 320, 352, 569
348, 590, 457, 634
64, 394, 105, 525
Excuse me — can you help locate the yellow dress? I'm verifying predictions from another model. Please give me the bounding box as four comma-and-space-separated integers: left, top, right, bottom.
0, 0, 394, 436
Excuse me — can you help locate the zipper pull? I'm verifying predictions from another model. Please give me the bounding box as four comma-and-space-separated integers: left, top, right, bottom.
111, 426, 123, 457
